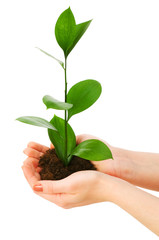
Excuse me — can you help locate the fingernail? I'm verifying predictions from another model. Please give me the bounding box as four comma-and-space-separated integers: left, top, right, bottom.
33, 184, 43, 192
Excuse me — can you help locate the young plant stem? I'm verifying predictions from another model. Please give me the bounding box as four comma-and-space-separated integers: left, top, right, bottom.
64, 57, 68, 166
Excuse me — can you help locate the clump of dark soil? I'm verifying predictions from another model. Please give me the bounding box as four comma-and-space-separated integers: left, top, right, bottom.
39, 149, 97, 180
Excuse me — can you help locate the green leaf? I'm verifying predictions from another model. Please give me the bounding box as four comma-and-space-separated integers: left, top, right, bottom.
43, 95, 73, 110
71, 139, 113, 161
67, 80, 102, 119
16, 116, 57, 131
55, 7, 75, 56
55, 7, 92, 57
67, 20, 92, 56
48, 115, 76, 164
36, 47, 64, 69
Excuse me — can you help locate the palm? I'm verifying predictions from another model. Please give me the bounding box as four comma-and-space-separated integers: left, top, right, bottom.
22, 156, 110, 208
92, 155, 133, 181
76, 134, 134, 181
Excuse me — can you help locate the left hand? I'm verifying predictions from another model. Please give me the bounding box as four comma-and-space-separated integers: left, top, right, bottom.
22, 156, 114, 208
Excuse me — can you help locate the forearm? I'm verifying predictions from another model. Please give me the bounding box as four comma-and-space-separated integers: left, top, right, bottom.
105, 176, 159, 236
112, 147, 159, 190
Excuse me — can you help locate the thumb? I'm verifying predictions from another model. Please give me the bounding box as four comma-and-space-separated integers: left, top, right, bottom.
33, 179, 70, 194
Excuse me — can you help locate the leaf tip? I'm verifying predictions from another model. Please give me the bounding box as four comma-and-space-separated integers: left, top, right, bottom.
42, 97, 48, 109
68, 6, 72, 11
88, 19, 93, 24
16, 117, 22, 122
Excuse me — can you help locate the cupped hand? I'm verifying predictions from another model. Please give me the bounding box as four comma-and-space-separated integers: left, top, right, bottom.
23, 136, 135, 184
22, 156, 114, 208
76, 134, 135, 182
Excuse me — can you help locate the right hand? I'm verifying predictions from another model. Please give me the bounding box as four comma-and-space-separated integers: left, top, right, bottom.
76, 134, 135, 183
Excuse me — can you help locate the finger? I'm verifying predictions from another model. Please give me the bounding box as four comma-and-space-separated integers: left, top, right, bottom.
22, 157, 41, 180
22, 164, 40, 187
23, 147, 43, 159
23, 157, 39, 168
27, 142, 49, 153
33, 178, 72, 194
23, 157, 36, 170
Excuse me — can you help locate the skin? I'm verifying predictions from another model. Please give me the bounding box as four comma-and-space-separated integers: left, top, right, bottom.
22, 134, 159, 236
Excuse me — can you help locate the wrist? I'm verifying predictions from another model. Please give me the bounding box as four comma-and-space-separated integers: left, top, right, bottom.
111, 145, 130, 159
103, 174, 133, 204
98, 173, 125, 203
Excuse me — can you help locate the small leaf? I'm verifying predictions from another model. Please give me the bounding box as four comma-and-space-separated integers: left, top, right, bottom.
71, 139, 113, 161
16, 116, 57, 131
48, 115, 76, 164
55, 7, 92, 57
55, 7, 75, 56
67, 20, 92, 56
67, 80, 102, 119
36, 47, 64, 69
43, 95, 73, 110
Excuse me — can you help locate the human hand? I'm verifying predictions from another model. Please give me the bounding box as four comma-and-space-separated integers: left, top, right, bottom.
77, 135, 159, 191
22, 156, 114, 208
21, 154, 159, 236
76, 134, 135, 183
23, 138, 134, 185
24, 137, 159, 191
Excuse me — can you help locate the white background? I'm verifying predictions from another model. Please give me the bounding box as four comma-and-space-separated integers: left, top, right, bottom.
0, 0, 159, 239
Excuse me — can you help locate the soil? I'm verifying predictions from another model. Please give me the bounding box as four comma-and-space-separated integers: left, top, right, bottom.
38, 149, 97, 180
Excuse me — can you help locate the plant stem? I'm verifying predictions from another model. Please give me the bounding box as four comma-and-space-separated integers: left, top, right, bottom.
64, 57, 68, 165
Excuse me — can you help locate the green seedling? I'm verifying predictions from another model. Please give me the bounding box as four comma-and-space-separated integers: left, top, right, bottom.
17, 7, 113, 166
